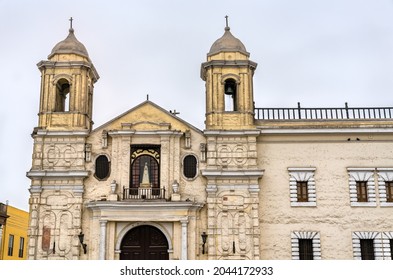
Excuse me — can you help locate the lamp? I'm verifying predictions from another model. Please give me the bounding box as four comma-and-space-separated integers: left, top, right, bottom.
201, 232, 208, 254
78, 232, 87, 254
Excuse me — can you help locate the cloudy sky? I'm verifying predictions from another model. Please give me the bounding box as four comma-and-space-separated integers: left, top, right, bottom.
0, 0, 392, 211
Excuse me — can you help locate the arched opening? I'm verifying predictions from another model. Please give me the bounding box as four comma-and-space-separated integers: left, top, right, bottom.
131, 155, 159, 188
55, 79, 70, 112
224, 78, 237, 111
120, 225, 169, 260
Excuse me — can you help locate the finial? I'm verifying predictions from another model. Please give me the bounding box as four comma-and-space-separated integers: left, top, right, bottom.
69, 17, 74, 32
225, 15, 230, 31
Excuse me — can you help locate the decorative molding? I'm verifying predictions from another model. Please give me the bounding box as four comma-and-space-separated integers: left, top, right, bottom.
352, 231, 383, 260
291, 231, 321, 260
86, 201, 204, 219
259, 128, 393, 134
29, 185, 84, 196
201, 169, 264, 179
376, 168, 393, 206
382, 232, 393, 260
52, 73, 73, 85
26, 170, 89, 179
181, 153, 199, 181
347, 168, 376, 207
35, 130, 90, 137
199, 143, 207, 162
220, 73, 240, 84
288, 168, 317, 207
204, 130, 261, 136
114, 222, 173, 254
108, 130, 183, 136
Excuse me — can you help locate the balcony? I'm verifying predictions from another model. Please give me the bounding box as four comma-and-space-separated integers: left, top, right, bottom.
254, 103, 393, 120
122, 187, 166, 200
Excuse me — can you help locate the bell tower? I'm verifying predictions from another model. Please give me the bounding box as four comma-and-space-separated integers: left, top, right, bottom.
36, 18, 99, 131
27, 20, 99, 260
201, 19, 263, 260
201, 17, 257, 130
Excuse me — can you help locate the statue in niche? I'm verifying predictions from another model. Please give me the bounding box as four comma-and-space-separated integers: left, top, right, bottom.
140, 162, 151, 188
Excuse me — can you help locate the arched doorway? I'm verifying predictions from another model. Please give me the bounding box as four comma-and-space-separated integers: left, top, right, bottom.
120, 225, 169, 260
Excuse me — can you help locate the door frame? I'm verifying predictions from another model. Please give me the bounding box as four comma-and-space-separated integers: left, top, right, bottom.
115, 222, 173, 259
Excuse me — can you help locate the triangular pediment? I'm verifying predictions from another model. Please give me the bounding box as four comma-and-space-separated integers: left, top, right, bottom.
91, 100, 202, 135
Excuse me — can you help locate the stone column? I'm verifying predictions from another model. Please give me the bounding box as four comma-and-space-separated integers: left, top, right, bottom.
99, 220, 107, 260
180, 219, 188, 260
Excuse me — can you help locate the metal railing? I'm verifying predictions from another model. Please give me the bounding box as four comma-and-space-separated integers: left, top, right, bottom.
254, 102, 393, 120
122, 187, 166, 200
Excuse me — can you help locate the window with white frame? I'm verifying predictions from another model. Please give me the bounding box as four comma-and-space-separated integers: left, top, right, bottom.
382, 232, 393, 260
352, 232, 383, 260
288, 168, 316, 207
291, 231, 321, 260
376, 168, 393, 206
347, 168, 376, 207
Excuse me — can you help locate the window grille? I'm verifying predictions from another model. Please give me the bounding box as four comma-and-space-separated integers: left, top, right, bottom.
95, 155, 110, 180
299, 239, 314, 260
360, 239, 375, 260
356, 181, 368, 202
183, 155, 197, 179
296, 181, 308, 202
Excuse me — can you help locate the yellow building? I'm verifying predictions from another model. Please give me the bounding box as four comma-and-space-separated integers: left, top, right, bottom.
0, 203, 29, 260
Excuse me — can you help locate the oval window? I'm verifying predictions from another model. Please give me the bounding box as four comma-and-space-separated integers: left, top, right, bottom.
183, 155, 197, 179
95, 155, 110, 180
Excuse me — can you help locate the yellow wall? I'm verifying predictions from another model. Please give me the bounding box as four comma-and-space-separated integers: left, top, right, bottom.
1, 205, 29, 260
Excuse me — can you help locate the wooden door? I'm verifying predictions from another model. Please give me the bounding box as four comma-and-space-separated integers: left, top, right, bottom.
120, 225, 169, 260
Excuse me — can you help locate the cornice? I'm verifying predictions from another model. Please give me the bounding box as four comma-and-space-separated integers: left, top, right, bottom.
258, 127, 393, 134
26, 170, 89, 179
107, 130, 183, 136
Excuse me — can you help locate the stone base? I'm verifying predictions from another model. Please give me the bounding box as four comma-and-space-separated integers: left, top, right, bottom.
107, 194, 118, 201
171, 193, 181, 201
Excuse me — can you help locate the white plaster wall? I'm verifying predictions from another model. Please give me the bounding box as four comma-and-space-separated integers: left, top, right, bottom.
258, 137, 393, 259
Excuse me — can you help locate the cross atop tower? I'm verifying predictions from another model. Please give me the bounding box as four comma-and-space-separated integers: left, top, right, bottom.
69, 17, 73, 30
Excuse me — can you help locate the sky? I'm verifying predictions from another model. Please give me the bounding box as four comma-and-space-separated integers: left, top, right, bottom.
0, 0, 393, 211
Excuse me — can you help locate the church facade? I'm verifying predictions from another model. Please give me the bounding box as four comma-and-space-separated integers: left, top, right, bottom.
26, 22, 393, 260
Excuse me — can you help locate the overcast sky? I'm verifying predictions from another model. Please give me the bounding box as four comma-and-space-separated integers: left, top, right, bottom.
1, 0, 393, 211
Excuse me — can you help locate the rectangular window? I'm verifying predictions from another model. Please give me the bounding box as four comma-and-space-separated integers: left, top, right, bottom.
19, 237, 25, 258
356, 181, 368, 202
297, 181, 308, 202
288, 168, 316, 207
360, 239, 375, 260
299, 239, 314, 260
386, 181, 393, 203
292, 232, 321, 260
8, 234, 14, 256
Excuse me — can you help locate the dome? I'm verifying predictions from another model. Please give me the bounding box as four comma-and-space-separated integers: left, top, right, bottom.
48, 28, 90, 59
208, 27, 249, 56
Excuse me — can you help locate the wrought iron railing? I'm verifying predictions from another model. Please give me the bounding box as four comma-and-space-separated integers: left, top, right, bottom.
254, 102, 393, 120
122, 187, 166, 200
